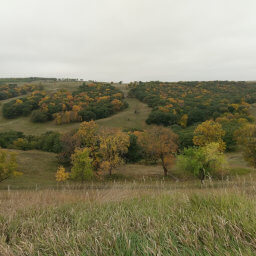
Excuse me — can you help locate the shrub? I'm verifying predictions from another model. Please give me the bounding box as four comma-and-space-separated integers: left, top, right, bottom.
31, 110, 49, 122
79, 110, 96, 121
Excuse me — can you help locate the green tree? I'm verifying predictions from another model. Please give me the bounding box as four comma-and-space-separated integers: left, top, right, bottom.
177, 143, 228, 183
124, 133, 143, 163
235, 124, 256, 168
70, 148, 93, 182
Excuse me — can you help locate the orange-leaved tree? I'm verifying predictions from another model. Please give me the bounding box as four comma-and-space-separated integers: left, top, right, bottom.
137, 126, 178, 177
193, 120, 226, 151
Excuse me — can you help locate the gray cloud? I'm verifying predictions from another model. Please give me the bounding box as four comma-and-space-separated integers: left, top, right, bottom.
1, 0, 256, 82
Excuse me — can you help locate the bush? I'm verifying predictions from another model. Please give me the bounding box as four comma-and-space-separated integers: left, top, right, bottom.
146, 111, 177, 126
13, 138, 31, 150
35, 132, 62, 153
31, 110, 49, 122
0, 131, 25, 148
79, 110, 96, 121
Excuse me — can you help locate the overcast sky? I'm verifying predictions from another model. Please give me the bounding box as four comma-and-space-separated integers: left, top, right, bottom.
1, 0, 256, 82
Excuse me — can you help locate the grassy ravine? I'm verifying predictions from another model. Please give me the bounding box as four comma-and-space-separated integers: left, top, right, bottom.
1, 185, 256, 255
0, 97, 150, 135
0, 82, 151, 134
0, 148, 253, 189
0, 150, 58, 189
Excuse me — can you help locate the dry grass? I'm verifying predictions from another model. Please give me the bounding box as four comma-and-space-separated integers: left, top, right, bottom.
1, 181, 256, 255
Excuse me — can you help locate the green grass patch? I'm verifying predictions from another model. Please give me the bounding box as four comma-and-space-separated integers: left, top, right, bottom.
0, 149, 58, 189
229, 167, 253, 176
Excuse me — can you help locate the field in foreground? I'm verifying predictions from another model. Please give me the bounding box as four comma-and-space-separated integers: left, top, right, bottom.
1, 182, 256, 255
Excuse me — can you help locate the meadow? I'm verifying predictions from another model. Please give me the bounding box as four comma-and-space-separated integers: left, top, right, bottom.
1, 79, 256, 255
1, 181, 256, 255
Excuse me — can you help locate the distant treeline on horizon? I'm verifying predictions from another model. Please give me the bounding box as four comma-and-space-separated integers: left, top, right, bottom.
0, 77, 84, 84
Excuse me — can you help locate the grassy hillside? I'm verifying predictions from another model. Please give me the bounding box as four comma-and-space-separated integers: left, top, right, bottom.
0, 80, 254, 187
0, 82, 151, 134
0, 97, 150, 135
96, 98, 151, 130
0, 150, 58, 189
0, 148, 253, 190
1, 184, 256, 255
1, 81, 256, 255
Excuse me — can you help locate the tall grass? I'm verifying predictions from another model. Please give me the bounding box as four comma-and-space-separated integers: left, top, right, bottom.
1, 182, 256, 255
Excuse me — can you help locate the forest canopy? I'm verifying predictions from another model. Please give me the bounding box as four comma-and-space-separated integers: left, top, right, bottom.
2, 82, 128, 124
129, 81, 256, 126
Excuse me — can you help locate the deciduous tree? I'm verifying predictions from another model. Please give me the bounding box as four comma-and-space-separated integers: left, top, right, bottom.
70, 148, 93, 182
235, 124, 256, 168
137, 126, 178, 177
77, 121, 99, 148
98, 129, 130, 175
177, 143, 228, 183
193, 120, 226, 151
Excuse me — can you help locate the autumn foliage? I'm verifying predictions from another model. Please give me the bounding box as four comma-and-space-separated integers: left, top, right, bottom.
0, 83, 43, 100
129, 81, 256, 127
137, 126, 178, 177
55, 166, 69, 182
3, 82, 127, 124
193, 120, 226, 151
98, 129, 130, 175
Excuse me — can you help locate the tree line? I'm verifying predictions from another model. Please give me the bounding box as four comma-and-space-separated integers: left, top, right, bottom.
1, 119, 256, 184
129, 81, 256, 151
0, 83, 44, 100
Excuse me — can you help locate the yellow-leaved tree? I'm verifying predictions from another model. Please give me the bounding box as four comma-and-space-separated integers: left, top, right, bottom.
55, 166, 69, 182
0, 149, 21, 183
137, 126, 178, 177
77, 121, 99, 148
76, 121, 101, 170
193, 120, 226, 151
180, 114, 188, 128
99, 129, 130, 176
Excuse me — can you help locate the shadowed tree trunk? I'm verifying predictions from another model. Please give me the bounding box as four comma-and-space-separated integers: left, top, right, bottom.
160, 155, 178, 180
